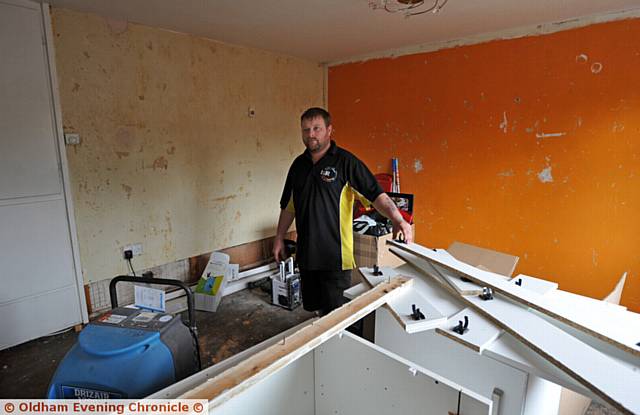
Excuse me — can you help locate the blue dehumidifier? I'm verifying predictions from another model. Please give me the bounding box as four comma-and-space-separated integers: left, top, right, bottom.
47, 275, 201, 399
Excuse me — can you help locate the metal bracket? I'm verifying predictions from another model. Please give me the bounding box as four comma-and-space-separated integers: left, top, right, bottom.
479, 287, 494, 301
452, 316, 469, 335
411, 304, 425, 320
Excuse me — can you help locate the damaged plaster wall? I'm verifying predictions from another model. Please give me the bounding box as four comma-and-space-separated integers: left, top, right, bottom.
329, 19, 640, 311
51, 8, 323, 283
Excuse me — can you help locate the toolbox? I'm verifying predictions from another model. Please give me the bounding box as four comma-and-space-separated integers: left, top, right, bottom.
271, 257, 301, 310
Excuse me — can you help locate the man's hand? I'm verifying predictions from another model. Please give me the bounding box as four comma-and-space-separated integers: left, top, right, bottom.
273, 237, 287, 262
372, 193, 414, 243
392, 219, 413, 243
273, 209, 295, 262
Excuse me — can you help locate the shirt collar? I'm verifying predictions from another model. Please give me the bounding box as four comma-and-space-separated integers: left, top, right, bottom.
304, 140, 337, 160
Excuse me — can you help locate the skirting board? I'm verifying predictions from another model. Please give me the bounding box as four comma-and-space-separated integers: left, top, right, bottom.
388, 241, 640, 358
178, 276, 412, 407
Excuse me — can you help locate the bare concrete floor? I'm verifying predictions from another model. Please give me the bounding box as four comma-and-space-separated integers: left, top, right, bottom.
0, 287, 314, 398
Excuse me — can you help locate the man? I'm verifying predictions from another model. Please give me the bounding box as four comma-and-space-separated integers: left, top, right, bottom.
273, 107, 413, 315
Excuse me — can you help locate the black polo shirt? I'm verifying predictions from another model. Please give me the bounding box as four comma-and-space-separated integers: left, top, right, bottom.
280, 141, 383, 271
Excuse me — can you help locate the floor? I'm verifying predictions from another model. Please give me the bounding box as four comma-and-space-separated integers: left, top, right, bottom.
0, 286, 314, 398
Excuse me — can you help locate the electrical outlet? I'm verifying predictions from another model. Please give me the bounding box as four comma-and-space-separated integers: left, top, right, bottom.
123, 243, 143, 257
64, 133, 81, 145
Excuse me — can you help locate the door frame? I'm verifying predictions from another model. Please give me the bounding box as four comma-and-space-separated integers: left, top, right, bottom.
40, 0, 89, 324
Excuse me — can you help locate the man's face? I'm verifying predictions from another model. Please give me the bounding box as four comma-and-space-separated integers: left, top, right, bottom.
301, 116, 332, 153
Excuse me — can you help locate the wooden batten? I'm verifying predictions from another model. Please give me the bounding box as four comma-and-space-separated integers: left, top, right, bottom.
178, 276, 412, 407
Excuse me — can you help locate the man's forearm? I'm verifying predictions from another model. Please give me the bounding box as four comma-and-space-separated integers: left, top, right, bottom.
372, 193, 404, 224
372, 193, 414, 243
276, 209, 295, 239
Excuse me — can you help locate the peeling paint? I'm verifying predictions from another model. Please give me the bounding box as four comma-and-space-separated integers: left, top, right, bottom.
590, 62, 603, 74
537, 166, 553, 183
497, 169, 514, 177
211, 195, 237, 203
575, 53, 588, 63
499, 111, 508, 133
536, 132, 566, 139
152, 156, 168, 170
106, 18, 128, 34
413, 159, 423, 173
612, 121, 625, 133
121, 184, 132, 199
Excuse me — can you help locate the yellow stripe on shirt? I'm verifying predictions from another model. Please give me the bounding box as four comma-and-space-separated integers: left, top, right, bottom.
339, 183, 356, 270
285, 195, 295, 213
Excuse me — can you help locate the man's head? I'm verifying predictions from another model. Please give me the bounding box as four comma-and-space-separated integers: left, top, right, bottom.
301, 107, 332, 155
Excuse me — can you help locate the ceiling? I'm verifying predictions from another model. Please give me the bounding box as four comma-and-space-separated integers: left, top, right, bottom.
48, 0, 640, 63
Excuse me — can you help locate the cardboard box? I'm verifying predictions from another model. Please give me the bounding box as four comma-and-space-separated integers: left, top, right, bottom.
353, 225, 415, 285
447, 241, 519, 278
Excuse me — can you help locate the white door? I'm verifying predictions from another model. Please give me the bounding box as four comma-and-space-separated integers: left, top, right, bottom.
0, 0, 87, 350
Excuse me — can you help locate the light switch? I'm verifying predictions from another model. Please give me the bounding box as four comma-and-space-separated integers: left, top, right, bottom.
64, 133, 81, 145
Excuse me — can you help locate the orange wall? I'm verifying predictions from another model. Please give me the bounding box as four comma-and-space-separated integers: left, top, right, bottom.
329, 19, 640, 312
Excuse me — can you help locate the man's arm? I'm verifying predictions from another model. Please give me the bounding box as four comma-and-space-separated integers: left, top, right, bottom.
372, 193, 413, 243
273, 209, 295, 262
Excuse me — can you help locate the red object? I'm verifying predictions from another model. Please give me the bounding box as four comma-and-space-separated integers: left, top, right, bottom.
353, 174, 412, 220
399, 209, 414, 224
353, 174, 394, 219
375, 173, 393, 192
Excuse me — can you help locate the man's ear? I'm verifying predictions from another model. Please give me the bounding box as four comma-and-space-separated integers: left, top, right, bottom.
327, 125, 333, 137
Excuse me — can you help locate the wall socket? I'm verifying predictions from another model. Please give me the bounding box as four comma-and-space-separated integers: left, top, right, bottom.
123, 243, 143, 257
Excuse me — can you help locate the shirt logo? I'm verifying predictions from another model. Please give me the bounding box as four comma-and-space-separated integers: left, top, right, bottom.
319, 166, 338, 183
